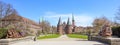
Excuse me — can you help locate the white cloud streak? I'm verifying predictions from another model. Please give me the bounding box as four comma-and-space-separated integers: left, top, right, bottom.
43, 11, 94, 27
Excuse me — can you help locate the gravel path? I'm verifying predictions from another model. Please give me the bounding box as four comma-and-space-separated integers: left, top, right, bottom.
11, 35, 108, 45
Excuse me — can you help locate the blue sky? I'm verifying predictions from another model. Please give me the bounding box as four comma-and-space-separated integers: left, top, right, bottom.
1, 0, 120, 27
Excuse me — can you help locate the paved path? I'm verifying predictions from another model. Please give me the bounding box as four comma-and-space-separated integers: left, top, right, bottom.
40, 35, 86, 41
11, 35, 108, 45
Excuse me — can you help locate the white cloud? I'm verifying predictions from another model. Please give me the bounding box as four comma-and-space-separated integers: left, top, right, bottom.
43, 11, 94, 27
74, 15, 94, 27
44, 11, 72, 18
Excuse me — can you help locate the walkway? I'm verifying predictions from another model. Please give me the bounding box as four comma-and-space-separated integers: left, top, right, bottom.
11, 35, 108, 45
40, 35, 86, 41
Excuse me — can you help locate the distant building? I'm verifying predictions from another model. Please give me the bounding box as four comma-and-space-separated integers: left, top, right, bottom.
1, 14, 41, 37
57, 15, 76, 35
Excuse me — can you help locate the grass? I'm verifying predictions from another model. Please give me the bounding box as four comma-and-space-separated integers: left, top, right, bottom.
37, 34, 60, 40
67, 34, 88, 39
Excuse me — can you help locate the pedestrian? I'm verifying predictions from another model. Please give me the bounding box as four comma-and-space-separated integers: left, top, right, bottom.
34, 36, 36, 41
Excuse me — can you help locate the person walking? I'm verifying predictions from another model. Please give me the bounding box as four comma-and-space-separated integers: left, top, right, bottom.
34, 36, 36, 41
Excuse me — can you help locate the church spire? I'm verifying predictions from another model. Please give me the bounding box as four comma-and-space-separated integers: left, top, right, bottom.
72, 13, 75, 27
67, 17, 71, 25
72, 13, 74, 21
57, 17, 62, 26
57, 17, 63, 35
39, 17, 44, 24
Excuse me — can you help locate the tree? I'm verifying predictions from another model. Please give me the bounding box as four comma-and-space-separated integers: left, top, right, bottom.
40, 20, 51, 34
116, 7, 120, 20
52, 26, 57, 34
92, 16, 110, 33
0, 28, 8, 38
115, 7, 120, 25
0, 1, 15, 19
0, 1, 17, 28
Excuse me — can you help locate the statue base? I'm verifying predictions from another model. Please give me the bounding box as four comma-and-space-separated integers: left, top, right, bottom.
91, 36, 120, 45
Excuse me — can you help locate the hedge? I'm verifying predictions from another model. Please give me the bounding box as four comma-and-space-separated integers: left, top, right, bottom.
112, 26, 120, 37
0, 28, 8, 39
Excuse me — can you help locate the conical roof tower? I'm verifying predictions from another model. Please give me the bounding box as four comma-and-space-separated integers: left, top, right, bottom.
66, 17, 72, 34
67, 18, 71, 25
57, 17, 62, 26
72, 13, 75, 27
57, 17, 63, 35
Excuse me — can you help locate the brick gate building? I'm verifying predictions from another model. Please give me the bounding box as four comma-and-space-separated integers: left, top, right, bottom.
57, 15, 76, 35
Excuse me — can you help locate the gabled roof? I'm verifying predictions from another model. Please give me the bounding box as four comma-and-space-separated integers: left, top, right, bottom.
2, 14, 39, 26
2, 14, 23, 21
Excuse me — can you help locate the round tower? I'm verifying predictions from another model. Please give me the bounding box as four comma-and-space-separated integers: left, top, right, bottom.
57, 17, 63, 35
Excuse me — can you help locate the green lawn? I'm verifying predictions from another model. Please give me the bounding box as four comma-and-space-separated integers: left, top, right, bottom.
67, 34, 88, 39
37, 34, 60, 40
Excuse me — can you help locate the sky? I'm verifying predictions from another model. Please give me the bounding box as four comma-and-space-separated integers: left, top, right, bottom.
1, 0, 120, 27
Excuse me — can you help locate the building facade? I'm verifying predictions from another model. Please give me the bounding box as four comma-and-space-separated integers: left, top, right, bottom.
57, 15, 76, 35
1, 14, 41, 38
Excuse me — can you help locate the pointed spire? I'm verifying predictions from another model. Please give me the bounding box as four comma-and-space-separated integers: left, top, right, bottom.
39, 17, 44, 24
72, 13, 74, 21
42, 17, 44, 22
57, 17, 62, 25
39, 18, 40, 24
67, 17, 71, 25
72, 13, 75, 26
39, 17, 44, 22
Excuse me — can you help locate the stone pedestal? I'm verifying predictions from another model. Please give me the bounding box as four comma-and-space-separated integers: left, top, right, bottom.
91, 36, 120, 45
0, 39, 10, 45
0, 36, 33, 45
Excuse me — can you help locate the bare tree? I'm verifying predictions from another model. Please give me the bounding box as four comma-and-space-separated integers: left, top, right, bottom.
52, 26, 57, 34
40, 20, 51, 34
115, 7, 120, 23
116, 7, 120, 19
0, 1, 14, 18
92, 16, 110, 33
0, 1, 17, 28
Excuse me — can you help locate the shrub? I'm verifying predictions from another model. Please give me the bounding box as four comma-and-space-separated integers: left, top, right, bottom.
112, 26, 120, 37
0, 28, 8, 39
